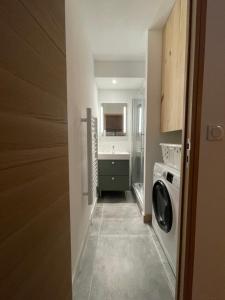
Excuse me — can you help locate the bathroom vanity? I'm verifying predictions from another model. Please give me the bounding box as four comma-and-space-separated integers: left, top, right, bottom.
98, 152, 130, 196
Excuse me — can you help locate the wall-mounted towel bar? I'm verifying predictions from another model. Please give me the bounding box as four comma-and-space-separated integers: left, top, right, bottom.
81, 108, 98, 205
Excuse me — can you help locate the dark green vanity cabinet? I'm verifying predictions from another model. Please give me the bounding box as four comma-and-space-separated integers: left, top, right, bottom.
98, 160, 129, 195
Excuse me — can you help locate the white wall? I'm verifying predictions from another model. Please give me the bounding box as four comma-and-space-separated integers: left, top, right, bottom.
98, 89, 143, 153
65, 0, 98, 283
95, 61, 145, 78
192, 1, 225, 299
144, 30, 182, 215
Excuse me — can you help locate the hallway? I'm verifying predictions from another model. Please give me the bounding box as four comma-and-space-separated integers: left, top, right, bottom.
74, 193, 174, 300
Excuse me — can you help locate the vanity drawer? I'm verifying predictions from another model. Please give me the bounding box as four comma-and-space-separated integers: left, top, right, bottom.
98, 160, 129, 176
99, 175, 129, 191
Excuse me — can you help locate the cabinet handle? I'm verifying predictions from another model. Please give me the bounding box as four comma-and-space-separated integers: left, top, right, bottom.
112, 161, 115, 165
112, 177, 115, 181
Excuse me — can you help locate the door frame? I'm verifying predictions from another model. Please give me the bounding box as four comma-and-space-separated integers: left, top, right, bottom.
176, 0, 208, 299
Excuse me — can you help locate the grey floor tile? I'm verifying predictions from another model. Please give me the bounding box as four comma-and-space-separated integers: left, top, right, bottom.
100, 218, 150, 236
73, 237, 98, 300
89, 218, 101, 237
89, 236, 173, 300
103, 204, 140, 219
74, 195, 174, 300
93, 205, 103, 219
125, 191, 136, 203
150, 229, 168, 264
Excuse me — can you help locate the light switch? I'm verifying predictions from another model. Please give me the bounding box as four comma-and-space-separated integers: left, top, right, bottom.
207, 125, 225, 141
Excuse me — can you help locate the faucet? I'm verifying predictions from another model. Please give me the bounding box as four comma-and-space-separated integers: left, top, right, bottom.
112, 145, 115, 154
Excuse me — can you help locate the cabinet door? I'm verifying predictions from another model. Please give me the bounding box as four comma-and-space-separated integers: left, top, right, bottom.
98, 160, 129, 176
99, 176, 129, 191
161, 0, 188, 132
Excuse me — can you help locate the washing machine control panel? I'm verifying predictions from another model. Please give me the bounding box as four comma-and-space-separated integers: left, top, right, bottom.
166, 172, 174, 183
164, 171, 180, 189
154, 163, 180, 189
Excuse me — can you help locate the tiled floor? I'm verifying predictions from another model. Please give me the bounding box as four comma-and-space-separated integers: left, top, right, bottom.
74, 192, 175, 300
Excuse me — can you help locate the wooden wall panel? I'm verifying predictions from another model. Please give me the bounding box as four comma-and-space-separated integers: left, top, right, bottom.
0, 1, 72, 299
161, 0, 188, 132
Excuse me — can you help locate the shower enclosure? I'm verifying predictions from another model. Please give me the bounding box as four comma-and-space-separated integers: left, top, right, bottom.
131, 98, 145, 205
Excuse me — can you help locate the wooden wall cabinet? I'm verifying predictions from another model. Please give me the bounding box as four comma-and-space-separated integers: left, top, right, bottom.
161, 0, 188, 132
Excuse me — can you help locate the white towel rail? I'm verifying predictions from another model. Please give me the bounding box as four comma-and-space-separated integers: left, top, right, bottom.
81, 108, 98, 205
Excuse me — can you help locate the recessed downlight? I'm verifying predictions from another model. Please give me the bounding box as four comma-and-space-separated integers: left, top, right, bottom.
112, 79, 117, 85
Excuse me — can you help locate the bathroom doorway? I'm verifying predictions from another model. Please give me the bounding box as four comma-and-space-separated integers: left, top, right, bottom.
71, 0, 208, 300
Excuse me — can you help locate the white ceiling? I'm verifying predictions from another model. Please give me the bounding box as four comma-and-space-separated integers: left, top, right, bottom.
96, 77, 145, 90
82, 0, 175, 61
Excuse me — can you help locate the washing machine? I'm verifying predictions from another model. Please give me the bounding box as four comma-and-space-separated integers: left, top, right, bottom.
152, 162, 181, 275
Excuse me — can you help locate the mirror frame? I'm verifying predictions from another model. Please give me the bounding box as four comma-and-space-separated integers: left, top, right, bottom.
99, 103, 128, 137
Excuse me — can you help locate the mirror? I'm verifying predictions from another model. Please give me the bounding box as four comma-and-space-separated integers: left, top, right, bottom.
100, 103, 127, 136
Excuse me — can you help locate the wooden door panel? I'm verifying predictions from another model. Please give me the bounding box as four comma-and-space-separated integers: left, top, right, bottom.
0, 146, 67, 170
0, 158, 69, 243
0, 20, 66, 99
0, 195, 70, 299
0, 68, 67, 119
0, 112, 68, 150
20, 0, 66, 54
0, 0, 72, 299
0, 0, 66, 76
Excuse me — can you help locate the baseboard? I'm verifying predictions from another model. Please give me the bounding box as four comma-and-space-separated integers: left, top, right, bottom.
143, 214, 152, 224
72, 225, 90, 287
72, 198, 97, 287
131, 185, 144, 213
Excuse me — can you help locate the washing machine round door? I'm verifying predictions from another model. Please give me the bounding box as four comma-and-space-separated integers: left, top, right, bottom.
152, 180, 173, 233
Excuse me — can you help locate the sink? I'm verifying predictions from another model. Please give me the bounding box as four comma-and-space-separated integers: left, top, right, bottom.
98, 152, 130, 160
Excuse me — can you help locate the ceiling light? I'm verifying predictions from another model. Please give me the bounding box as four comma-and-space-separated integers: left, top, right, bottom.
112, 79, 117, 85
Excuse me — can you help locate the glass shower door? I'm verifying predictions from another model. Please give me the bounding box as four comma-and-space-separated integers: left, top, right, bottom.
132, 98, 145, 203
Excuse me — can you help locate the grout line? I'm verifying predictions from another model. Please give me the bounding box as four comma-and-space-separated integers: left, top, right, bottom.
97, 234, 151, 238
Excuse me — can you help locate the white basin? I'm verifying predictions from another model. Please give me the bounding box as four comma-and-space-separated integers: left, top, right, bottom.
98, 152, 130, 160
